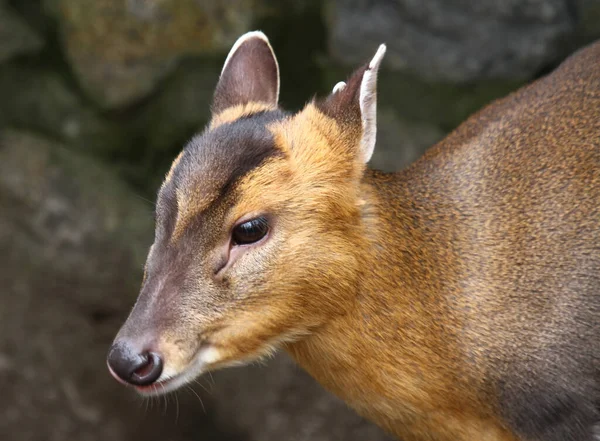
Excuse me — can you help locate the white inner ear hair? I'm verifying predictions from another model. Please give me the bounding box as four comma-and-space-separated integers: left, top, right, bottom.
333, 81, 347, 93
359, 43, 387, 164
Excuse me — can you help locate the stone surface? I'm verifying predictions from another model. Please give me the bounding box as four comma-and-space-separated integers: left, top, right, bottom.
0, 1, 43, 63
578, 0, 600, 38
211, 354, 395, 441
127, 58, 221, 190
49, 0, 261, 108
135, 59, 219, 152
370, 108, 445, 172
327, 0, 576, 82
0, 64, 127, 156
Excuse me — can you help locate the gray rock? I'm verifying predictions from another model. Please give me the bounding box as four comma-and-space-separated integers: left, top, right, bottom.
0, 130, 152, 289
370, 108, 445, 172
577, 0, 600, 38
135, 59, 220, 153
49, 0, 261, 108
0, 65, 127, 156
130, 58, 221, 190
116, 58, 221, 192
211, 354, 395, 441
327, 0, 576, 82
0, 1, 43, 63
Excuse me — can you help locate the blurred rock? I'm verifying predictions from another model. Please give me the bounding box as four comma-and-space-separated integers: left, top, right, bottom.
0, 64, 128, 156
49, 0, 262, 108
369, 108, 444, 172
0, 130, 151, 285
212, 354, 395, 441
327, 0, 575, 82
125, 58, 220, 190
0, 1, 43, 63
134, 58, 219, 153
578, 0, 600, 38
105, 58, 221, 193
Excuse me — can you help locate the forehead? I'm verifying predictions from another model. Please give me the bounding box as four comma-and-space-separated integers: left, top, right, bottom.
181, 112, 285, 185
158, 110, 288, 231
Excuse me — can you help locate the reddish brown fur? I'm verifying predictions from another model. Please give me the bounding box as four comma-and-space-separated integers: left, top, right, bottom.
280, 42, 599, 440
110, 35, 600, 441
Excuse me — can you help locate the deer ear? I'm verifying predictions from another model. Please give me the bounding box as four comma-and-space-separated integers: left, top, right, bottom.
319, 44, 386, 164
212, 31, 280, 115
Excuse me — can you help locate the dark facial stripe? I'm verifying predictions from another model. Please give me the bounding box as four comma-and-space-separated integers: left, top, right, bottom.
156, 110, 288, 241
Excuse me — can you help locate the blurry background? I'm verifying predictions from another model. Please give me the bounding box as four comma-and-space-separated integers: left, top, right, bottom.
1, 1, 599, 440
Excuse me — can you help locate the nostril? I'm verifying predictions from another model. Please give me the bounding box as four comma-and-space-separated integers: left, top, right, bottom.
132, 353, 155, 379
130, 352, 163, 386
107, 343, 163, 387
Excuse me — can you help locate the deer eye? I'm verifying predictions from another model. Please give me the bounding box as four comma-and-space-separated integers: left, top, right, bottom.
232, 217, 269, 246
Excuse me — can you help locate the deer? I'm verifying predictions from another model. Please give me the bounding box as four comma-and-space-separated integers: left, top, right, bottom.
107, 31, 600, 441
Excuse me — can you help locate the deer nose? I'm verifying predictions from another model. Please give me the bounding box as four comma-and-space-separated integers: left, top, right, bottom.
107, 342, 163, 386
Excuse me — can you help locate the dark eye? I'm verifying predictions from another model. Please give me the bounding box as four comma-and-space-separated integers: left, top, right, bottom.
232, 217, 269, 245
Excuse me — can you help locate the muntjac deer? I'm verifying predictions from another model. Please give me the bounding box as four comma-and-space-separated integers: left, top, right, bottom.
107, 31, 600, 441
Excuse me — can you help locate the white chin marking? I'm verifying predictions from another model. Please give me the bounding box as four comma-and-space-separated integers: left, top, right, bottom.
198, 346, 221, 364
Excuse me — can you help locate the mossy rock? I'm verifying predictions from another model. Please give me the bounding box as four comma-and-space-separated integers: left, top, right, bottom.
370, 109, 445, 173
0, 0, 43, 63
578, 0, 600, 39
0, 63, 129, 156
49, 0, 263, 109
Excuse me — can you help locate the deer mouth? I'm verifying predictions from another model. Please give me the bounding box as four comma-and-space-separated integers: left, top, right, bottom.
132, 376, 176, 394
131, 345, 221, 396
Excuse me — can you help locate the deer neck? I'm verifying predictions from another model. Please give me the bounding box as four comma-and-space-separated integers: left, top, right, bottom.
284, 168, 512, 440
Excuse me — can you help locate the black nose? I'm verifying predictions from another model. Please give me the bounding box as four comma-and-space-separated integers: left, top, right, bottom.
107, 343, 163, 386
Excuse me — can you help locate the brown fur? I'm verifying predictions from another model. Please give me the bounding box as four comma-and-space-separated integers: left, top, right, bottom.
110, 35, 600, 441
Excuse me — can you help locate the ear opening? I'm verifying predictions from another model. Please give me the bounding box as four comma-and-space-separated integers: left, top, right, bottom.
212, 31, 280, 115
358, 44, 386, 164
317, 44, 386, 164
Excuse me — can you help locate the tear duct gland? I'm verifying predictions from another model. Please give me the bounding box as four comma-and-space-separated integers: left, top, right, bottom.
108, 31, 600, 441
